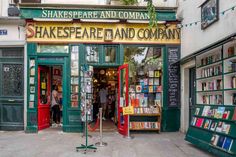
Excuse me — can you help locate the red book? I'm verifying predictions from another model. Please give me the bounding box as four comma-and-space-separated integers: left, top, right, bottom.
196, 118, 204, 127
232, 108, 236, 121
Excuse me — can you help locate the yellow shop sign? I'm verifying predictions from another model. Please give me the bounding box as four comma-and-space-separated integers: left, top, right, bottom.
26, 22, 180, 44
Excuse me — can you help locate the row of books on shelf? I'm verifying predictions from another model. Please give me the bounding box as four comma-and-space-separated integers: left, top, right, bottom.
199, 53, 221, 67
133, 107, 159, 114
130, 84, 162, 93
130, 122, 160, 129
227, 61, 236, 73
196, 106, 231, 119
130, 93, 161, 107
202, 95, 222, 105
200, 65, 222, 78
211, 134, 233, 152
201, 79, 222, 91
191, 117, 231, 134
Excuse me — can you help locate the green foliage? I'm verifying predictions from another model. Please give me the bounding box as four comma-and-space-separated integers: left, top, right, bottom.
120, 0, 138, 5
120, 0, 157, 27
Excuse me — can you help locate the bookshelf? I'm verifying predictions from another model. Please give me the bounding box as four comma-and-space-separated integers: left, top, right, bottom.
186, 41, 236, 157
129, 70, 162, 133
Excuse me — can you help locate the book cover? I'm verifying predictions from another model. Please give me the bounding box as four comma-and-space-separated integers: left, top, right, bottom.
202, 106, 211, 116
30, 77, 34, 85
142, 85, 149, 93
195, 108, 200, 115
149, 86, 153, 93
149, 78, 154, 85
156, 86, 162, 92
143, 78, 148, 85
195, 118, 204, 127
203, 119, 211, 129
136, 85, 142, 93
222, 137, 233, 151
222, 111, 230, 119
154, 78, 160, 85
149, 71, 154, 77
211, 134, 219, 146
217, 136, 225, 148
140, 97, 148, 107
222, 123, 231, 134
156, 93, 161, 100
214, 107, 225, 119
210, 122, 218, 131
232, 93, 236, 105
154, 70, 161, 77
191, 117, 197, 126
232, 107, 236, 120
215, 121, 223, 132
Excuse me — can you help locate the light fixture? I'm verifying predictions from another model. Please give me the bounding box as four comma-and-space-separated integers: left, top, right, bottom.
33, 18, 73, 22
127, 20, 149, 24
80, 19, 120, 23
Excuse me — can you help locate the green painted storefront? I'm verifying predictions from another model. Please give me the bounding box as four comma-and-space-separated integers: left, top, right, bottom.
20, 4, 181, 133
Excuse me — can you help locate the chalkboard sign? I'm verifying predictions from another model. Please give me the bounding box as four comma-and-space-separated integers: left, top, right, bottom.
167, 47, 180, 107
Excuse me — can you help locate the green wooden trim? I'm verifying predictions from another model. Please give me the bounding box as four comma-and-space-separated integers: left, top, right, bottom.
196, 89, 223, 93
162, 46, 168, 110
224, 54, 236, 60
224, 71, 236, 75
196, 74, 222, 80
195, 104, 235, 107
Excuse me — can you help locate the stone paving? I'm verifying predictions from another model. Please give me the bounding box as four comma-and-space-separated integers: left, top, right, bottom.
0, 129, 215, 157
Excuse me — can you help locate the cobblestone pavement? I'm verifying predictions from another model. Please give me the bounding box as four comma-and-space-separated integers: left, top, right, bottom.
0, 129, 215, 157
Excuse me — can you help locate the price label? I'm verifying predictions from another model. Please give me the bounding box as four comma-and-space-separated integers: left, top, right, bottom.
123, 106, 134, 115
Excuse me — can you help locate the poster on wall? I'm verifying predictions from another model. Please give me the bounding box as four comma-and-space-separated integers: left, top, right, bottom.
167, 47, 180, 107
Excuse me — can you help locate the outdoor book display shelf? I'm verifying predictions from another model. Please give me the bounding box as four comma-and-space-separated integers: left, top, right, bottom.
186, 40, 236, 157
129, 70, 162, 133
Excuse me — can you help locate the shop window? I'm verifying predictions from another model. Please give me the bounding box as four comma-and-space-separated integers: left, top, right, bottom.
71, 46, 79, 108
2, 64, 24, 96
124, 46, 162, 111
85, 45, 99, 63
0, 48, 23, 58
37, 45, 69, 53
104, 46, 116, 63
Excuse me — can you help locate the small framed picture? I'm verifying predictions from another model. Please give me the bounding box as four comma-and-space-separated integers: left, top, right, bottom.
30, 86, 35, 93
30, 67, 35, 76
30, 59, 35, 67
30, 77, 34, 85
201, 0, 219, 29
29, 101, 34, 108
30, 94, 35, 101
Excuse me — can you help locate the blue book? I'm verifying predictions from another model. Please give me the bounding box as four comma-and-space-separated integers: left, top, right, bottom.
217, 136, 225, 148
222, 137, 233, 151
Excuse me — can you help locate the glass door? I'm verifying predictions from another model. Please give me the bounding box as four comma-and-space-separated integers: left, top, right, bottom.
38, 66, 51, 130
117, 64, 129, 136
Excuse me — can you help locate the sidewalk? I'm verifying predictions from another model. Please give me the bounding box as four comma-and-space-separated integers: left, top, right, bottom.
0, 129, 215, 157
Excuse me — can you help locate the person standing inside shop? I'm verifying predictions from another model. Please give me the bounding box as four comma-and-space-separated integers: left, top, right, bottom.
51, 85, 60, 126
99, 85, 108, 120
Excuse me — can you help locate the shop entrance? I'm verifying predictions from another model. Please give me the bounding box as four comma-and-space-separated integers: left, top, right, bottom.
92, 67, 118, 131
38, 65, 63, 131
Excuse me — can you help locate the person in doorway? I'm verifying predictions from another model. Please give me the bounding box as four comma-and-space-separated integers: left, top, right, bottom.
51, 85, 61, 126
99, 85, 108, 120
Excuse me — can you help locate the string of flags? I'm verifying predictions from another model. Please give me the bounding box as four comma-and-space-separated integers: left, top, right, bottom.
177, 5, 236, 28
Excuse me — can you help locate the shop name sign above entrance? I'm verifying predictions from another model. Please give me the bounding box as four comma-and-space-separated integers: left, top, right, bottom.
42, 10, 149, 20
26, 22, 180, 44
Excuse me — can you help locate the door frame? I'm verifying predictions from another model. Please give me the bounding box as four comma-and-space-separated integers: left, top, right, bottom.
37, 57, 68, 131
117, 64, 129, 136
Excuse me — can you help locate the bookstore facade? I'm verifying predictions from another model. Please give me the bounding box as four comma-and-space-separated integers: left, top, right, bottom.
20, 4, 181, 134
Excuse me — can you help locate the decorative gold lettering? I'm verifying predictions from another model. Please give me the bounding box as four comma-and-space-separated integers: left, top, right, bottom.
137, 28, 144, 39
75, 27, 82, 38
35, 26, 42, 38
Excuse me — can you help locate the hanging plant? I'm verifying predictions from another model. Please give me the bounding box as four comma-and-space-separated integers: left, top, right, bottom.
120, 0, 157, 27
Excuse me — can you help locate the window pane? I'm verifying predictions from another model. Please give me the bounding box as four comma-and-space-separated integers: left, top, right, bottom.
124, 46, 162, 110
105, 47, 116, 63
86, 46, 99, 63
37, 45, 69, 53
71, 46, 79, 108
2, 64, 24, 96
0, 48, 23, 58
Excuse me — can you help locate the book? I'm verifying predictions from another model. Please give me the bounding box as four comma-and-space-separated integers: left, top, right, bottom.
202, 106, 211, 116
222, 111, 230, 119
191, 117, 197, 126
222, 137, 233, 151
149, 71, 154, 77
222, 123, 231, 134
154, 70, 161, 77
210, 121, 217, 131
149, 86, 153, 93
142, 85, 148, 93
215, 121, 223, 132
195, 118, 204, 127
195, 108, 200, 115
232, 93, 236, 105
148, 78, 154, 85
217, 136, 225, 148
211, 134, 219, 146
156, 86, 162, 92
30, 77, 34, 85
136, 85, 142, 93
232, 107, 236, 120
154, 78, 160, 85
214, 107, 225, 119
203, 119, 212, 129
143, 78, 148, 85
228, 46, 235, 57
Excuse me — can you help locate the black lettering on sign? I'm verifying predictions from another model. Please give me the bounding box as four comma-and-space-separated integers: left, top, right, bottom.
167, 47, 180, 107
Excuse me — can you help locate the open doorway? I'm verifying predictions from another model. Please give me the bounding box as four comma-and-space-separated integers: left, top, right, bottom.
92, 68, 118, 131
37, 65, 63, 131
